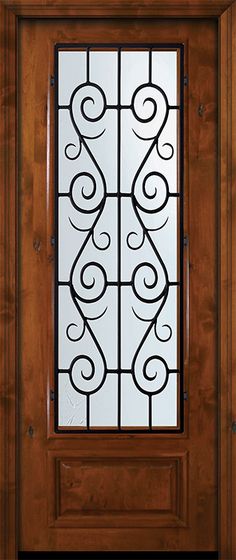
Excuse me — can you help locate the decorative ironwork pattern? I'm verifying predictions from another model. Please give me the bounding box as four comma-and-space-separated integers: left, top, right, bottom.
55, 45, 184, 432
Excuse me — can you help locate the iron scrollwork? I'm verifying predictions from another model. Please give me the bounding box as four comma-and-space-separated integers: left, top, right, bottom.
56, 45, 184, 431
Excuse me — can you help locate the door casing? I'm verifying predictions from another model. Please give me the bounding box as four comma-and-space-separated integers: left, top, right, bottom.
0, 0, 235, 559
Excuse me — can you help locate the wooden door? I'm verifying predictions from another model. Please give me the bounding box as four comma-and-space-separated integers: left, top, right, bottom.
18, 18, 218, 554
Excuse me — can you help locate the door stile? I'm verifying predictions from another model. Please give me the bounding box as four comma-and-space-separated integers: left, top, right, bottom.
219, 4, 236, 559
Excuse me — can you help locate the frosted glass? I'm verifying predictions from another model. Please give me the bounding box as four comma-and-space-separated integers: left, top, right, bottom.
152, 51, 177, 105
56, 46, 182, 430
121, 374, 149, 427
152, 373, 178, 427
90, 374, 118, 427
58, 51, 87, 106
58, 373, 86, 427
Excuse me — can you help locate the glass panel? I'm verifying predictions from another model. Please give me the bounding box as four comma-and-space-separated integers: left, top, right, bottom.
55, 45, 184, 432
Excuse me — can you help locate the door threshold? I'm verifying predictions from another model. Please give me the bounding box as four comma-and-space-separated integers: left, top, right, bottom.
18, 552, 218, 560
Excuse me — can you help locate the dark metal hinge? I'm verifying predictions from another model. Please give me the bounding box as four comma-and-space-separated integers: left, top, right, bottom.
50, 75, 55, 87
184, 234, 189, 247
184, 75, 188, 86
184, 391, 188, 401
50, 389, 55, 401
51, 236, 55, 246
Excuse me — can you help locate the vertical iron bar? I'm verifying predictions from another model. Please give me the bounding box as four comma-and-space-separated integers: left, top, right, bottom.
149, 49, 152, 83
54, 47, 59, 432
149, 395, 152, 429
179, 45, 184, 432
117, 48, 121, 430
150, 49, 152, 429
87, 47, 90, 83
87, 395, 90, 429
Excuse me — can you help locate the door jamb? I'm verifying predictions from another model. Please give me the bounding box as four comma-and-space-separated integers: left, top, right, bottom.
0, 1, 235, 558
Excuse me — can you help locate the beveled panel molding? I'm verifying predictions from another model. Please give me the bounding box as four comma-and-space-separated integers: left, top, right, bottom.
48, 451, 188, 528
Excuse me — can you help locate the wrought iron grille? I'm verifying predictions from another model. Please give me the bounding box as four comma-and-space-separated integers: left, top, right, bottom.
55, 45, 184, 432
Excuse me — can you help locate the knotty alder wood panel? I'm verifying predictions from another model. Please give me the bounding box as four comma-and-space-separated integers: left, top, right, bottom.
48, 452, 188, 528
1, 0, 234, 17
18, 19, 217, 552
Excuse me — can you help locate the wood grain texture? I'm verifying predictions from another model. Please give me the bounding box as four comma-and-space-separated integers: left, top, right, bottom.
0, 0, 235, 558
219, 4, 236, 560
231, 6, 236, 559
0, 3, 17, 560
18, 18, 217, 553
49, 453, 187, 528
0, 0, 235, 17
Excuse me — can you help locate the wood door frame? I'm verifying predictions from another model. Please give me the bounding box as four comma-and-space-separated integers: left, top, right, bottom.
0, 1, 235, 558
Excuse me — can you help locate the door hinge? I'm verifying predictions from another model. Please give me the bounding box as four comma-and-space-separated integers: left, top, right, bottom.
184, 75, 188, 86
184, 391, 188, 401
50, 75, 55, 87
50, 389, 55, 401
184, 234, 189, 247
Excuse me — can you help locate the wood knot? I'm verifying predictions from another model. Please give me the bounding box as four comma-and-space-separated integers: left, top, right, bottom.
198, 103, 205, 117
33, 237, 41, 253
